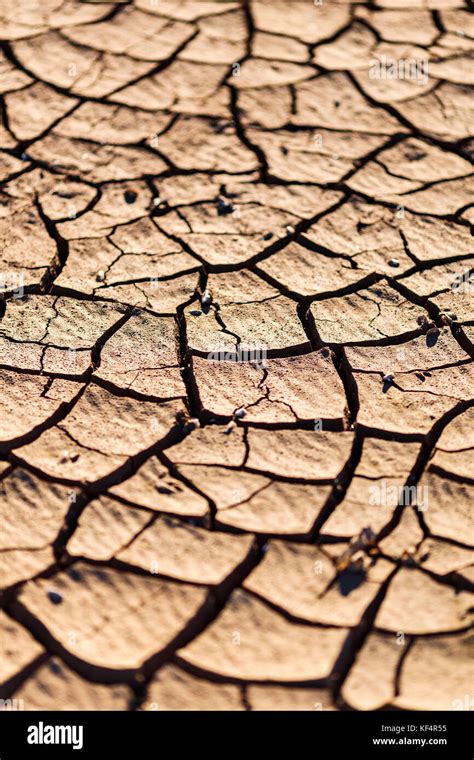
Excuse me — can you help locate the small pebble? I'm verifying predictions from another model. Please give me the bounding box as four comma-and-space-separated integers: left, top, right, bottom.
262, 232, 273, 241
224, 421, 236, 435
47, 590, 63, 605
388, 258, 400, 268
96, 270, 105, 282
190, 309, 202, 316
217, 196, 234, 216
124, 190, 137, 204
443, 310, 457, 321
286, 225, 295, 234
235, 407, 246, 419
201, 290, 212, 307
416, 314, 428, 325
383, 373, 394, 384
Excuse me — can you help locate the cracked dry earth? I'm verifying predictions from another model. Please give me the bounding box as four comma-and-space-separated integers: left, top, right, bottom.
0, 0, 473, 714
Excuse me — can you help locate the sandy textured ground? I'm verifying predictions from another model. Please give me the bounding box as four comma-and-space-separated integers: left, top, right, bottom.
0, 0, 473, 712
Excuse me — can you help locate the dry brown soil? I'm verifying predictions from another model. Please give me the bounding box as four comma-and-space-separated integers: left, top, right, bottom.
0, 0, 473, 711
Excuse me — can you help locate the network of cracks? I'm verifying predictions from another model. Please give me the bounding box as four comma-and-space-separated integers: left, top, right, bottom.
0, 0, 473, 712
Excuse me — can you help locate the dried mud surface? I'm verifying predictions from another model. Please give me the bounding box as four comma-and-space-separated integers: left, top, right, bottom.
0, 0, 473, 712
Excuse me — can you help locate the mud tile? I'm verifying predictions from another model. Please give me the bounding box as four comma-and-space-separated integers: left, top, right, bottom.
394, 632, 474, 710
365, 9, 438, 46
416, 470, 473, 545
379, 507, 424, 559
186, 295, 309, 354
0, 611, 43, 684
251, 128, 383, 184
16, 387, 183, 483
246, 429, 353, 479
257, 243, 363, 296
356, 439, 421, 479
395, 82, 474, 141
12, 658, 131, 710
157, 116, 257, 173
294, 73, 404, 134
17, 563, 210, 670
178, 589, 348, 682
341, 632, 404, 710
135, 0, 240, 22
430, 448, 474, 479
303, 200, 404, 262
5, 82, 77, 143
0, 546, 54, 589
252, 32, 309, 62
94, 311, 185, 398
433, 408, 474, 451
323, 477, 402, 539
159, 202, 298, 267
192, 350, 347, 422
0, 370, 83, 447
0, 50, 33, 92
398, 214, 473, 262
349, 144, 472, 207
346, 330, 468, 372
233, 59, 314, 89
191, 356, 264, 417
117, 516, 254, 584
178, 10, 247, 64
63, 8, 194, 61
168, 425, 246, 468
0, 199, 58, 289
55, 236, 198, 308
0, 1, 114, 40
0, 469, 72, 550
216, 481, 331, 536
112, 60, 228, 114
310, 282, 426, 343
251, 1, 350, 45
248, 684, 335, 710
313, 22, 378, 71
104, 274, 200, 315
178, 465, 270, 511
244, 540, 392, 626
354, 373, 465, 435
375, 568, 472, 634
418, 538, 473, 576
109, 457, 208, 517
141, 664, 243, 710
206, 270, 279, 306
67, 496, 151, 562
56, 102, 170, 145
28, 133, 168, 183
237, 85, 293, 129
388, 176, 474, 216
1, 294, 126, 350
57, 182, 152, 239
13, 32, 155, 98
